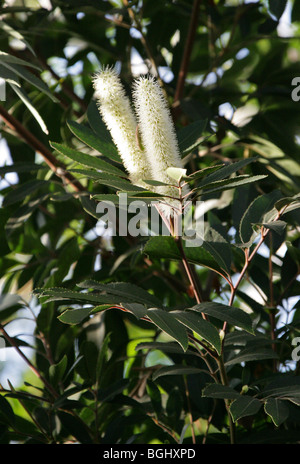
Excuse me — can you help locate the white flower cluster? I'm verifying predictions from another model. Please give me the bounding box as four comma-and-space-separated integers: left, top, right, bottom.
93, 66, 187, 216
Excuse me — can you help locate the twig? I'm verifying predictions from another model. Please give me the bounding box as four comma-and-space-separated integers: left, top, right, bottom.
122, 0, 161, 80
183, 375, 196, 444
173, 0, 201, 105
0, 323, 58, 399
0, 104, 85, 192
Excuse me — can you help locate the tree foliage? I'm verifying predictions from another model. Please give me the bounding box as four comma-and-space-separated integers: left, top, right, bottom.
0, 0, 300, 445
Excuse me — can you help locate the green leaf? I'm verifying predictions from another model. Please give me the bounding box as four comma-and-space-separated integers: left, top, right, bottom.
135, 341, 196, 356
193, 175, 267, 197
0, 63, 20, 86
96, 332, 111, 387
197, 157, 258, 185
117, 303, 148, 319
166, 167, 187, 182
0, 51, 41, 70
202, 227, 232, 275
2, 179, 48, 207
142, 179, 173, 187
58, 307, 92, 325
9, 83, 49, 134
0, 294, 23, 323
34, 287, 122, 305
274, 194, 300, 212
0, 20, 36, 55
67, 120, 121, 163
57, 411, 92, 444
225, 346, 278, 366
230, 396, 262, 422
261, 379, 300, 399
190, 302, 254, 334
143, 236, 224, 276
152, 364, 204, 381
2, 61, 57, 102
257, 220, 287, 235
177, 119, 207, 156
264, 398, 289, 427
50, 142, 125, 177
49, 355, 68, 387
172, 310, 222, 354
87, 99, 116, 146
94, 177, 145, 192
146, 308, 189, 352
77, 280, 162, 307
239, 190, 282, 245
146, 380, 162, 414
184, 165, 224, 181
202, 384, 240, 400
0, 162, 46, 175
0, 394, 15, 425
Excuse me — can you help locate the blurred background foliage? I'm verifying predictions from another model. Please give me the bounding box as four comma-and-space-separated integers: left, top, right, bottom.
0, 0, 300, 444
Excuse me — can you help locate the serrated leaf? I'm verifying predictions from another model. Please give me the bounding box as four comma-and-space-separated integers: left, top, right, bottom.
34, 287, 122, 305
274, 194, 300, 212
94, 177, 146, 192
67, 120, 121, 163
230, 396, 262, 422
184, 165, 224, 181
96, 332, 111, 387
152, 364, 204, 381
172, 310, 221, 354
193, 175, 267, 197
77, 280, 162, 307
202, 227, 232, 275
2, 61, 57, 102
9, 83, 49, 134
58, 307, 92, 325
50, 142, 125, 177
87, 99, 115, 145
118, 303, 148, 319
0, 20, 36, 55
239, 190, 283, 245
2, 179, 48, 207
198, 157, 258, 185
57, 411, 92, 444
190, 302, 254, 334
143, 236, 225, 276
49, 355, 68, 387
225, 346, 278, 366
0, 51, 41, 70
264, 398, 289, 427
0, 162, 46, 175
202, 384, 240, 399
0, 394, 15, 425
177, 119, 207, 156
257, 220, 287, 235
146, 308, 189, 352
135, 341, 196, 356
142, 179, 173, 187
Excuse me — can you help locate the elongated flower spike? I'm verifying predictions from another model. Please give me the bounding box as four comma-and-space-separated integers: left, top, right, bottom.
133, 75, 188, 216
93, 66, 152, 187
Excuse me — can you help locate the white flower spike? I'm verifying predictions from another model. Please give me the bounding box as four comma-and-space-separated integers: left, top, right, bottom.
93, 66, 151, 187
133, 75, 187, 215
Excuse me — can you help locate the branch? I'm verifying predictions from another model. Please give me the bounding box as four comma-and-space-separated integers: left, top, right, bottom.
0, 104, 85, 193
0, 323, 58, 399
173, 0, 201, 105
